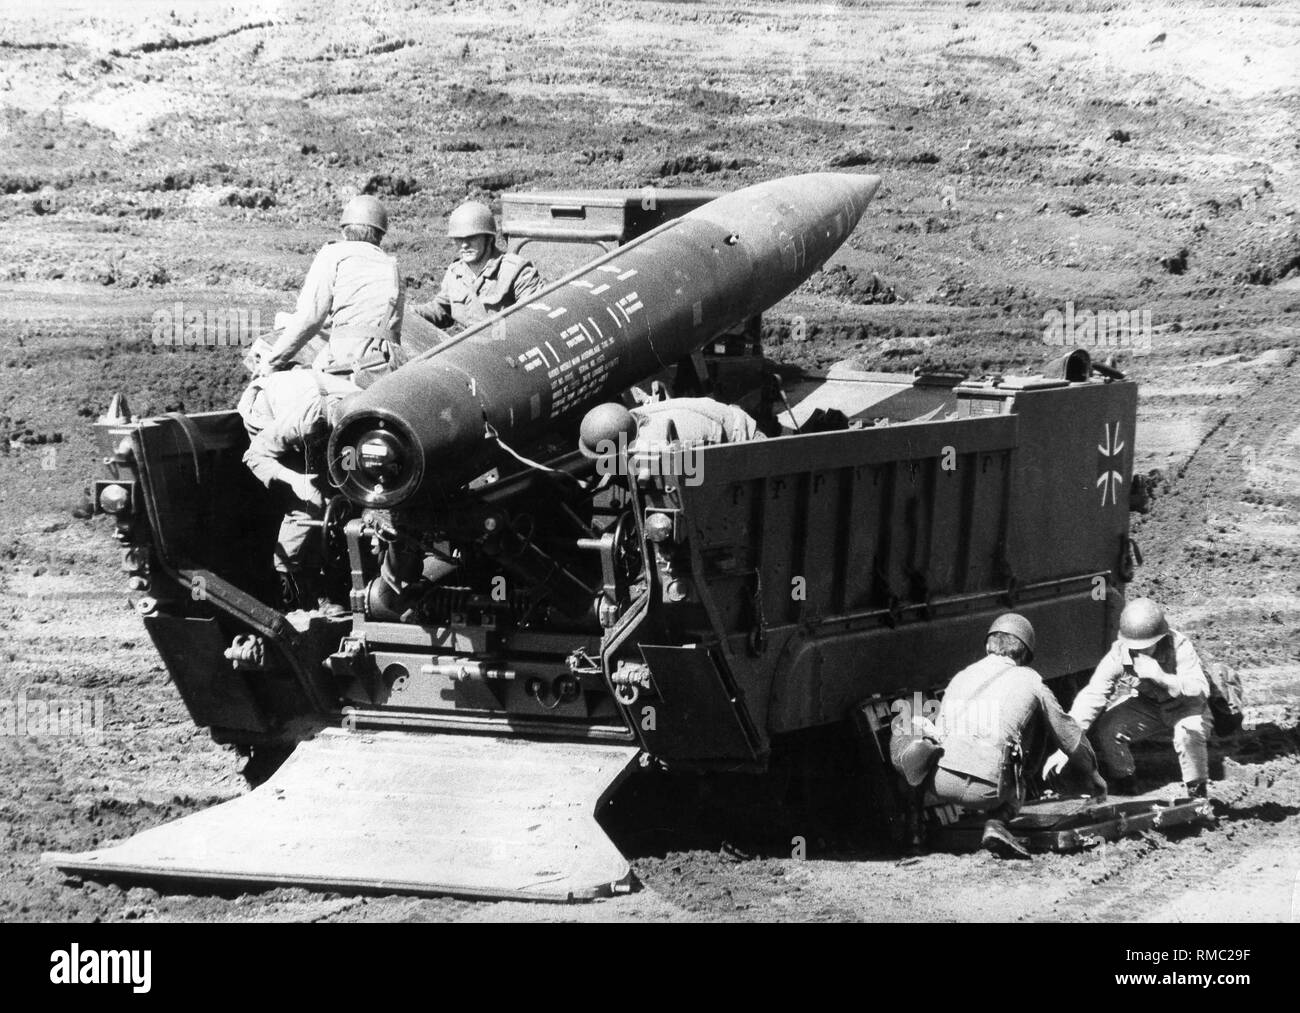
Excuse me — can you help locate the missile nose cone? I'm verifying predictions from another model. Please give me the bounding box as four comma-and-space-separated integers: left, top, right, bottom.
799, 171, 882, 228
815, 171, 882, 234
692, 171, 881, 256
840, 172, 883, 211
818, 171, 882, 199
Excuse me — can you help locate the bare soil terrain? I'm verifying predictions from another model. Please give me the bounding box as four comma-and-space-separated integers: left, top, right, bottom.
0, 0, 1297, 921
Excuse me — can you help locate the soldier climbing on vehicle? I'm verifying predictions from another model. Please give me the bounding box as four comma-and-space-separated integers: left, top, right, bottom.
238, 370, 359, 616
257, 195, 405, 382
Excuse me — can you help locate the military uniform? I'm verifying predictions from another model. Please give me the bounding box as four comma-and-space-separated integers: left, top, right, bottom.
1069, 631, 1210, 784
414, 252, 543, 330
266, 240, 404, 374
242, 371, 356, 594
925, 654, 1094, 817
237, 368, 358, 440
630, 397, 765, 448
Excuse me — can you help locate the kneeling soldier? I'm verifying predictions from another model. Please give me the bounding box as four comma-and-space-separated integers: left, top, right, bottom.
894, 614, 1105, 858
1043, 597, 1211, 798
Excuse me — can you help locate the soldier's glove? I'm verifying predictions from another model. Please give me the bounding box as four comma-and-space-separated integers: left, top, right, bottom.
1042, 749, 1070, 781
256, 359, 292, 379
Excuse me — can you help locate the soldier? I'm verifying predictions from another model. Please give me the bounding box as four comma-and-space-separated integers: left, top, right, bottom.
578, 398, 765, 456
1043, 597, 1212, 798
237, 368, 357, 443
893, 614, 1105, 858
260, 195, 404, 379
413, 200, 543, 332
240, 370, 358, 616
577, 397, 764, 485
628, 396, 766, 448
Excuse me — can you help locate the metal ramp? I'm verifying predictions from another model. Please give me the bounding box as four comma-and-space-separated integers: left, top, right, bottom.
44, 730, 640, 902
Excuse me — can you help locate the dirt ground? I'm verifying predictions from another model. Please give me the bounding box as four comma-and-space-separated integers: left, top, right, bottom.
0, 0, 1297, 922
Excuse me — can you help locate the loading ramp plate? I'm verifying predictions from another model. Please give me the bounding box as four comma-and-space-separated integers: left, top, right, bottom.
44, 729, 640, 902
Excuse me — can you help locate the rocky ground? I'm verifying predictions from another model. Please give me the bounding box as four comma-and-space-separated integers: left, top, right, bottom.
0, 0, 1296, 921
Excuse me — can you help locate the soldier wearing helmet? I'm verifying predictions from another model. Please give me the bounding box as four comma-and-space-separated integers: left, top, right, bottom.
628, 397, 764, 449
412, 200, 543, 333
240, 369, 363, 616
260, 194, 405, 379
893, 613, 1104, 858
578, 402, 640, 461
578, 397, 764, 484
580, 397, 764, 456
1043, 597, 1211, 798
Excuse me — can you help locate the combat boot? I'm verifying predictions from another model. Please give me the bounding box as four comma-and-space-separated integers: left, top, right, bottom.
1184, 779, 1209, 799
980, 818, 1030, 859
277, 571, 299, 612
317, 597, 347, 619
291, 570, 345, 617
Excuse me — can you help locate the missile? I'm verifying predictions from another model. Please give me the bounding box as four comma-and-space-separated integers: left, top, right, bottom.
328, 172, 882, 507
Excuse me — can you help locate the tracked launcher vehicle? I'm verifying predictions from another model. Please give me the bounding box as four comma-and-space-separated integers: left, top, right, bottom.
50, 174, 1142, 900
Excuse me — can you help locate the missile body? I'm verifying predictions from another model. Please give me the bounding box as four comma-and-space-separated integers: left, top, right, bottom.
329, 172, 881, 506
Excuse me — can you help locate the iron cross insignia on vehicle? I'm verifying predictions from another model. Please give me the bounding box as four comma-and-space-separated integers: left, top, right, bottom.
1097, 421, 1125, 506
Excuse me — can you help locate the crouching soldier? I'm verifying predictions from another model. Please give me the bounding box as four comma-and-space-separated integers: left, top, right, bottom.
1043, 597, 1211, 798
893, 614, 1105, 858
238, 370, 358, 616
413, 201, 543, 333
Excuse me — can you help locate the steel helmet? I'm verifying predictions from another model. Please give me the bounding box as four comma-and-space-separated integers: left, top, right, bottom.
1118, 597, 1169, 650
340, 195, 388, 234
447, 201, 496, 239
988, 613, 1036, 660
579, 403, 637, 460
